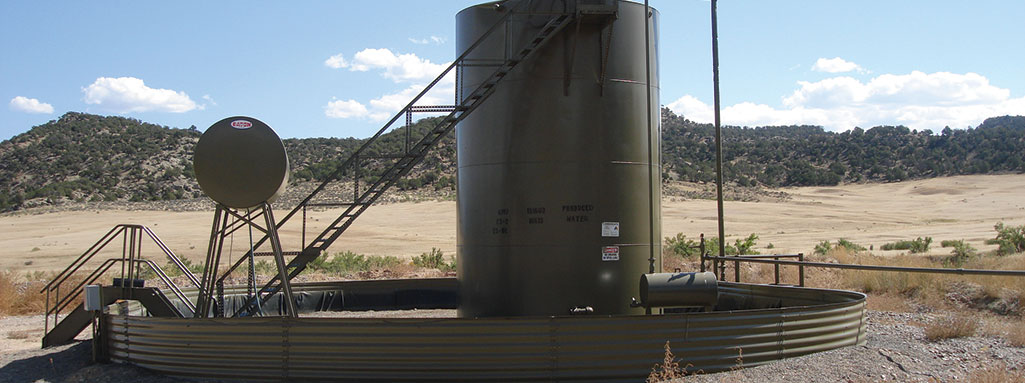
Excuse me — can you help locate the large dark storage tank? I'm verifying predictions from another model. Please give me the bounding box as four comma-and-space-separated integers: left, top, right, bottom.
456, 0, 661, 317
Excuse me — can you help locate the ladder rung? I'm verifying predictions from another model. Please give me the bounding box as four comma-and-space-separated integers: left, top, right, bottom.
251, 251, 303, 257
307, 202, 365, 207
364, 154, 410, 159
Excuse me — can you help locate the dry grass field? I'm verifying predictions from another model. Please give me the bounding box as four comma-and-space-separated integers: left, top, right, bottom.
1, 174, 1022, 274
1, 174, 1024, 382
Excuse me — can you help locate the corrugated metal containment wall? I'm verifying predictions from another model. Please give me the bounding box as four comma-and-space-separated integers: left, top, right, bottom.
456, 0, 663, 319
104, 281, 866, 382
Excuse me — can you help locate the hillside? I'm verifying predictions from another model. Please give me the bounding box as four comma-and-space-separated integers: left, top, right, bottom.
662, 110, 1025, 186
0, 113, 454, 211
1, 111, 1023, 212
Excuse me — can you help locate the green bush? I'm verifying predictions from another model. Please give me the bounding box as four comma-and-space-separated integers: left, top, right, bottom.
945, 240, 976, 267
255, 260, 274, 274
413, 248, 456, 272
881, 237, 932, 253
940, 239, 961, 248
706, 234, 759, 256
664, 233, 699, 257
836, 238, 866, 252
308, 251, 402, 274
813, 240, 832, 256
815, 238, 867, 255
991, 222, 1025, 255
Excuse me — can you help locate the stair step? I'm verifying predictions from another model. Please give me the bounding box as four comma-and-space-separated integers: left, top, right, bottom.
230, 13, 572, 318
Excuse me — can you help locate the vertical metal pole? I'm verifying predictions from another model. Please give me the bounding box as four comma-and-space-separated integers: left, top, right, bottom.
643, 0, 655, 316
263, 203, 298, 318
774, 256, 780, 285
120, 231, 128, 286
710, 0, 731, 281
248, 209, 256, 300
405, 109, 412, 155
301, 204, 307, 249
353, 155, 360, 201
798, 253, 805, 287
45, 289, 50, 334
644, 0, 655, 275
699, 233, 706, 273
135, 227, 143, 285
196, 206, 223, 318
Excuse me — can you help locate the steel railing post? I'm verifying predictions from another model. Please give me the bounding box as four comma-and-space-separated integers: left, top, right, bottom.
798, 253, 805, 287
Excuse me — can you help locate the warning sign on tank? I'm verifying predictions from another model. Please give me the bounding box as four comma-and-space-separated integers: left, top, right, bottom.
602, 246, 620, 261
601, 222, 620, 237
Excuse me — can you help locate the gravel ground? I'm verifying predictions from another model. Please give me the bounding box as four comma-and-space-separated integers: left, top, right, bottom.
1, 310, 1023, 383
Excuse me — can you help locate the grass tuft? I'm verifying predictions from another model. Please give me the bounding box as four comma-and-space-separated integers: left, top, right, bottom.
0, 270, 48, 316
968, 362, 1025, 383
924, 313, 977, 341
646, 341, 689, 383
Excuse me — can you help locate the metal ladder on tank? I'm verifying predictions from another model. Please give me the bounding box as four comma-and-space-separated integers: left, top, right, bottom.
207, 6, 577, 318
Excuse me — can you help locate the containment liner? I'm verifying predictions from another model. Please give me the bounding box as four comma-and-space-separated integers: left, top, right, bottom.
103, 278, 865, 382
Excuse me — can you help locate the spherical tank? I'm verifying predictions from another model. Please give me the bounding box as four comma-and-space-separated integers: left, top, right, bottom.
193, 116, 289, 210
456, 0, 661, 317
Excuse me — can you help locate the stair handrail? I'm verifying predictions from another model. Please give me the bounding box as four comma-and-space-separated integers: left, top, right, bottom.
214, 1, 534, 285
43, 224, 199, 333
47, 257, 196, 318
141, 226, 201, 288
228, 8, 576, 317
41, 225, 125, 293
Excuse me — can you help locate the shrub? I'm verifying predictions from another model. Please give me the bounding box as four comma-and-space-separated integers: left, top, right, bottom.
646, 341, 688, 383
734, 234, 759, 255
0, 271, 47, 316
815, 239, 866, 255
881, 237, 932, 253
945, 240, 977, 266
1009, 318, 1025, 347
968, 362, 1025, 383
664, 233, 699, 257
813, 240, 832, 256
413, 248, 456, 272
255, 260, 274, 274
940, 239, 960, 248
836, 238, 866, 252
706, 234, 759, 256
309, 251, 402, 274
161, 258, 202, 277
924, 314, 976, 341
992, 222, 1025, 255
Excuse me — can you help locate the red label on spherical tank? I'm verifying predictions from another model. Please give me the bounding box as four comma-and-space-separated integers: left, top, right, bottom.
230, 120, 253, 129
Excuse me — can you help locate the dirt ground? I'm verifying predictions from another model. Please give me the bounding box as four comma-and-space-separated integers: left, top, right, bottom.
2, 174, 1023, 273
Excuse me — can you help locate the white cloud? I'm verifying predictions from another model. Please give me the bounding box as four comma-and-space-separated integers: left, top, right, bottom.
324, 99, 370, 119
82, 77, 198, 113
201, 94, 217, 107
324, 47, 455, 121
343, 48, 449, 83
812, 57, 868, 74
665, 95, 713, 123
409, 36, 446, 45
667, 71, 1025, 131
325, 82, 454, 122
324, 53, 349, 69
9, 96, 54, 114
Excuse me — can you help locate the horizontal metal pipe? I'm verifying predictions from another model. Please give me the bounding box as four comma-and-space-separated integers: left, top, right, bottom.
729, 254, 803, 259
704, 255, 1025, 276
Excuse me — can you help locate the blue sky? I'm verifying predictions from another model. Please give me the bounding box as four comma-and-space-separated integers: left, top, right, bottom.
2, 1, 1023, 140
